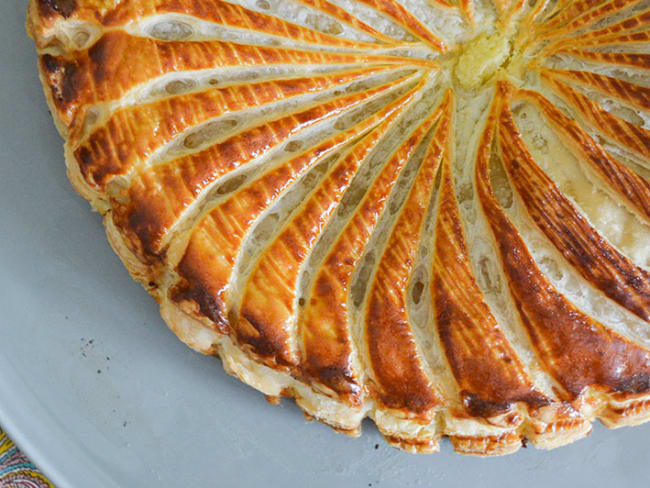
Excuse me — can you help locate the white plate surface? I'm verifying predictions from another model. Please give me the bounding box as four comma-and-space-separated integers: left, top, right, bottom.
1, 2, 650, 487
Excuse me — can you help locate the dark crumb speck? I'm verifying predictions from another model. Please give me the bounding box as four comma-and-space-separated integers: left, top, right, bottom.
106, 356, 110, 361
123, 421, 128, 428
97, 369, 102, 374
521, 438, 528, 448
89, 339, 94, 344
374, 444, 379, 450
65, 315, 69, 320
368, 484, 372, 487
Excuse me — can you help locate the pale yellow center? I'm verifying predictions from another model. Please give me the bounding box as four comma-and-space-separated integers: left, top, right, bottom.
454, 33, 512, 90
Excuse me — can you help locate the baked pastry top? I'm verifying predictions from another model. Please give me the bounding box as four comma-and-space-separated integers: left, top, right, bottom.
27, 0, 650, 456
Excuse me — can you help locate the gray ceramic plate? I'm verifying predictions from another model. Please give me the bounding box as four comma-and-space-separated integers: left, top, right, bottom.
2, 2, 650, 487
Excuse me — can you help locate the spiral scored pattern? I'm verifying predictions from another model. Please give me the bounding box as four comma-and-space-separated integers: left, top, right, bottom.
28, 0, 650, 455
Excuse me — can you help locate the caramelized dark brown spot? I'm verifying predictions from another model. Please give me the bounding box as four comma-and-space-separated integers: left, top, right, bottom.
477, 84, 650, 400
433, 153, 548, 418
170, 277, 229, 333
366, 299, 439, 413
39, 54, 86, 126
39, 0, 77, 18
499, 97, 650, 321
238, 311, 295, 366
365, 96, 452, 416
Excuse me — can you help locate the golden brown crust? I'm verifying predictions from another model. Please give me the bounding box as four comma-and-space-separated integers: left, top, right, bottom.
39, 31, 432, 134
545, 6, 650, 50
29, 0, 650, 456
500, 88, 650, 321
298, 79, 438, 406
538, 0, 646, 40
536, 0, 605, 35
478, 83, 650, 401
541, 74, 650, 161
353, 0, 447, 51
127, 78, 407, 260
76, 68, 392, 191
519, 84, 650, 221
563, 50, 650, 70
236, 88, 414, 367
364, 93, 450, 416
168, 76, 421, 331
539, 67, 650, 113
600, 398, 650, 428
449, 433, 523, 456
433, 126, 548, 419
29, 0, 396, 51
294, 0, 396, 43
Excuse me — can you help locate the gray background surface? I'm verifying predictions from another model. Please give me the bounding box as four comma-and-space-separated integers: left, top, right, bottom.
1, 2, 649, 487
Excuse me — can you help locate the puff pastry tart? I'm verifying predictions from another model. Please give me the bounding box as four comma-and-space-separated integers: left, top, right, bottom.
27, 0, 650, 456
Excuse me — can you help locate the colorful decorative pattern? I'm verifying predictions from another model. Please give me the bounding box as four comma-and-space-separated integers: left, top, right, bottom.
0, 429, 54, 488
